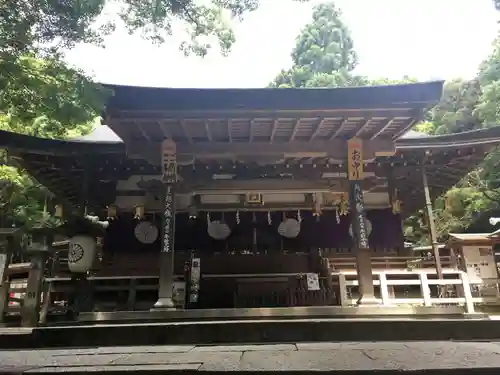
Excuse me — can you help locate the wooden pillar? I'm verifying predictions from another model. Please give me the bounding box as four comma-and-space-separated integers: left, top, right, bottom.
386, 164, 406, 254
421, 163, 443, 279
154, 139, 177, 309
347, 138, 380, 305
71, 157, 92, 315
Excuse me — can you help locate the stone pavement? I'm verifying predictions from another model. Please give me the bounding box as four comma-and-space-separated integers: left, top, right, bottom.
3, 341, 500, 373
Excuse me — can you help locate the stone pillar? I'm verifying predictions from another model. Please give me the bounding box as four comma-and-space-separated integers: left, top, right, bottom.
347, 138, 380, 305
154, 139, 177, 310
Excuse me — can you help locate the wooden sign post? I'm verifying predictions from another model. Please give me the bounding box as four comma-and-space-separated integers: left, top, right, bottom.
347, 138, 379, 305
347, 138, 369, 249
154, 138, 177, 310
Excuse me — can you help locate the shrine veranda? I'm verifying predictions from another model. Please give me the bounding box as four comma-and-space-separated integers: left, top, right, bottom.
3, 81, 500, 326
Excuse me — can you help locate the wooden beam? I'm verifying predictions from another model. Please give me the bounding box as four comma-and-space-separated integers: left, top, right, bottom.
180, 120, 193, 144
309, 118, 327, 142
369, 119, 395, 140
108, 108, 415, 121
117, 178, 383, 195
354, 119, 371, 137
159, 121, 171, 139
126, 138, 395, 161
329, 119, 348, 140
136, 122, 151, 142
290, 119, 302, 142
228, 119, 233, 143
392, 109, 424, 139
270, 119, 279, 143
249, 120, 256, 143
204, 121, 212, 141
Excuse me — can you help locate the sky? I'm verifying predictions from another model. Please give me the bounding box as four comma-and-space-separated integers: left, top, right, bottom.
65, 0, 499, 88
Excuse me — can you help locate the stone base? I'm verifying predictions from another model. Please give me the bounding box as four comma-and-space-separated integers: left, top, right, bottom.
152, 297, 175, 310
357, 296, 382, 305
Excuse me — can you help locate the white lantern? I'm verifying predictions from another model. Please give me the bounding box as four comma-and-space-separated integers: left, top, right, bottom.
68, 235, 96, 273
278, 218, 301, 238
207, 221, 231, 240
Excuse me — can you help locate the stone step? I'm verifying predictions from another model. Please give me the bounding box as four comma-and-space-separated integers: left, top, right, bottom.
1, 317, 500, 349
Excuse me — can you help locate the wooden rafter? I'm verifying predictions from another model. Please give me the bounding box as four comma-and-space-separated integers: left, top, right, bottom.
159, 121, 171, 139
392, 109, 423, 139
309, 118, 327, 142
249, 119, 256, 143
111, 109, 414, 122
329, 119, 348, 140
369, 119, 395, 140
228, 119, 233, 142
180, 120, 193, 143
136, 122, 151, 141
204, 121, 212, 141
270, 119, 279, 143
354, 119, 371, 137
290, 119, 302, 142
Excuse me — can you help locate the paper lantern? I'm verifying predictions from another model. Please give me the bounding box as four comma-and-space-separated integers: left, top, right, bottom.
207, 221, 231, 240
278, 218, 301, 238
68, 235, 96, 273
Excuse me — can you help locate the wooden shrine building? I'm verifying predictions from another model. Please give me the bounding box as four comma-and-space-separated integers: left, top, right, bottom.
3, 81, 500, 316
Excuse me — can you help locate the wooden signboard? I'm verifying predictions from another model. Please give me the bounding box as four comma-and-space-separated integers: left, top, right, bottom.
245, 193, 264, 205
347, 138, 363, 181
162, 138, 177, 184
347, 138, 368, 249
350, 182, 369, 249
162, 185, 174, 253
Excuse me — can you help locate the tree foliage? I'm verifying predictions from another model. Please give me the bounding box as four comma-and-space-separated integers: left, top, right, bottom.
269, 3, 362, 88
405, 34, 500, 244
269, 3, 417, 89
0, 0, 307, 231
269, 1, 500, 245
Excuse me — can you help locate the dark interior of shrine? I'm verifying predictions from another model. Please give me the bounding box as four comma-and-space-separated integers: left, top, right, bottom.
103, 208, 404, 255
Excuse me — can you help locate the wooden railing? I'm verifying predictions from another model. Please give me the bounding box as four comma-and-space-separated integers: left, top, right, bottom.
0, 262, 34, 322
334, 269, 500, 313
328, 256, 456, 271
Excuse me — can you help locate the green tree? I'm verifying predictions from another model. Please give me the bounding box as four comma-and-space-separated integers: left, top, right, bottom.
425, 79, 482, 135
405, 35, 500, 244
0, 0, 308, 230
1, 0, 309, 136
270, 2, 360, 88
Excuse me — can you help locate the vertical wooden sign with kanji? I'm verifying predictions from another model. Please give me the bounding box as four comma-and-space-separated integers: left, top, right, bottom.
162, 138, 177, 184
161, 139, 176, 253
347, 138, 369, 250
347, 138, 363, 181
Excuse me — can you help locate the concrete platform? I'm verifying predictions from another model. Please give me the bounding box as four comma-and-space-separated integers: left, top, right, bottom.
2, 316, 500, 349
3, 341, 500, 373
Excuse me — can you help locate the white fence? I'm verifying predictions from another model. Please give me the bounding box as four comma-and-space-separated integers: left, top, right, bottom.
335, 269, 500, 313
